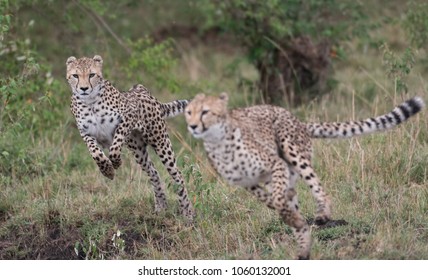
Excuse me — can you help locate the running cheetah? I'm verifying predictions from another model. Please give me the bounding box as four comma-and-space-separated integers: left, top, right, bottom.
66, 55, 194, 221
184, 92, 424, 259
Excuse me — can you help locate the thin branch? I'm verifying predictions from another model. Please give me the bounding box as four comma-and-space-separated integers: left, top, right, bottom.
264, 36, 302, 93
73, 0, 132, 55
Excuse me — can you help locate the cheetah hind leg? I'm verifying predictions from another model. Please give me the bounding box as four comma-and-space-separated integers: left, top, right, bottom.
280, 138, 332, 225
127, 139, 167, 213
287, 159, 332, 226
269, 160, 311, 260
151, 138, 195, 224
288, 167, 347, 230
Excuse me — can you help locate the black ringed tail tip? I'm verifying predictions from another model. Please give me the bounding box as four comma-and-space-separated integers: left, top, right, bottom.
407, 96, 425, 114
397, 97, 425, 121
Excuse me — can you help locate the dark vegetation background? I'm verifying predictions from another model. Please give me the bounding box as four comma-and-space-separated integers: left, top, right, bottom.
0, 0, 427, 259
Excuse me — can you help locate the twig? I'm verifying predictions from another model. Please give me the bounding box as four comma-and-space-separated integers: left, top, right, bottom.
73, 0, 132, 55
264, 36, 302, 93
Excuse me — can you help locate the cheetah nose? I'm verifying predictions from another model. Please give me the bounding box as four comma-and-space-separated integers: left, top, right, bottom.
189, 125, 197, 130
80, 87, 89, 92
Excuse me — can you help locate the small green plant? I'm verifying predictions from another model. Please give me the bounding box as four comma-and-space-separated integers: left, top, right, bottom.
380, 43, 415, 94
111, 229, 126, 255
181, 157, 214, 212
74, 237, 104, 260
74, 221, 109, 260
74, 227, 127, 259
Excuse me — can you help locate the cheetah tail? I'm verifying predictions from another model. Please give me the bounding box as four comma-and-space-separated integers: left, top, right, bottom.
306, 96, 425, 139
160, 99, 189, 118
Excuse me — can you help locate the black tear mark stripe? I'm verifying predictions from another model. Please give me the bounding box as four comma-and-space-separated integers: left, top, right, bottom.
200, 113, 207, 133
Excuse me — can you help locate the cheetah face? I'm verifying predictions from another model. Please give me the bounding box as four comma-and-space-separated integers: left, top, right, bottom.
185, 92, 229, 140
66, 55, 104, 102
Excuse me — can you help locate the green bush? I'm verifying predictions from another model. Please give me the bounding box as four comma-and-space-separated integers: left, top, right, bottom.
126, 37, 180, 92
381, 44, 415, 94
195, 0, 370, 104
403, 1, 428, 49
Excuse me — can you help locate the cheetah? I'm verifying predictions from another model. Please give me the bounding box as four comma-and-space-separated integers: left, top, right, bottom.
66, 55, 194, 222
184, 92, 424, 259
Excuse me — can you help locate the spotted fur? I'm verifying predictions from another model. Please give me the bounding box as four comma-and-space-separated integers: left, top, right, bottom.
66, 55, 194, 222
307, 97, 424, 138
184, 92, 424, 259
161, 99, 189, 118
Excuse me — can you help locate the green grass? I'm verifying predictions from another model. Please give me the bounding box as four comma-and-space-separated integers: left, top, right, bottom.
2, 51, 427, 260
1, 1, 428, 260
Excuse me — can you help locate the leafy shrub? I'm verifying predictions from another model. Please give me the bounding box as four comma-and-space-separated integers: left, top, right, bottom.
126, 37, 180, 92
403, 1, 428, 49
196, 0, 370, 104
381, 44, 415, 94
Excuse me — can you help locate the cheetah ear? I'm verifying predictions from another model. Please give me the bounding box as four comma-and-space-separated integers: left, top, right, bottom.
66, 56, 77, 74
194, 93, 206, 100
219, 92, 229, 102
66, 56, 77, 65
93, 55, 103, 66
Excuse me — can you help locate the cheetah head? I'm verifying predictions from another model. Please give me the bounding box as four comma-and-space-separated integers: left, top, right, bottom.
66, 55, 104, 101
185, 92, 229, 139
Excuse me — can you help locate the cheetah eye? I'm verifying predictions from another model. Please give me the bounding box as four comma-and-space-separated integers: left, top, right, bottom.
89, 73, 95, 78
72, 74, 78, 78
186, 110, 191, 115
201, 109, 209, 116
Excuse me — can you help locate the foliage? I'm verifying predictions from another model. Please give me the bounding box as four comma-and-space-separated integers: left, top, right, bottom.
199, 0, 368, 61
380, 44, 415, 93
195, 0, 371, 104
126, 37, 180, 92
182, 157, 215, 212
0, 0, 10, 40
74, 227, 124, 259
403, 1, 428, 49
0, 0, 69, 183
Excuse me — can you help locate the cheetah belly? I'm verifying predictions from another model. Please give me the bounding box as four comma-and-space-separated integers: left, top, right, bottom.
210, 147, 270, 188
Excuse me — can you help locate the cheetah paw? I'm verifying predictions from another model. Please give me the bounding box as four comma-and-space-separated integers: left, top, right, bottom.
314, 215, 331, 226
110, 157, 122, 170
100, 161, 115, 180
182, 208, 196, 226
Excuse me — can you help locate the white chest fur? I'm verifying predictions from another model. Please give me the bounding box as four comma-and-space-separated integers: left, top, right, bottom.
77, 103, 121, 149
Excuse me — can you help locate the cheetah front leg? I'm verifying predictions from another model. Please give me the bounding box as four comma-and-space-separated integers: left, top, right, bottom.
81, 134, 115, 180
109, 117, 132, 170
268, 159, 311, 260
